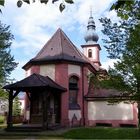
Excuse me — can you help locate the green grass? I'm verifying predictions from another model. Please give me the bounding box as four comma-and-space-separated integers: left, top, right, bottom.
0, 135, 63, 139
63, 127, 140, 139
0, 116, 4, 124
0, 127, 140, 139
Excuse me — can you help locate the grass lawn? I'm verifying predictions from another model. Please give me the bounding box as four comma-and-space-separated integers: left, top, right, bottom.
63, 127, 140, 139
0, 126, 140, 139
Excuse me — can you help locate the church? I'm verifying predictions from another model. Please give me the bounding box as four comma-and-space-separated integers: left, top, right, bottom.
4, 12, 138, 129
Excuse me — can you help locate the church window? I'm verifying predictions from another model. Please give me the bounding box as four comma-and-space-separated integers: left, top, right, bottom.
69, 76, 79, 109
88, 49, 92, 58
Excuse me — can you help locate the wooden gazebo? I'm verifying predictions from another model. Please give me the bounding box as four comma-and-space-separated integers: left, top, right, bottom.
3, 73, 66, 130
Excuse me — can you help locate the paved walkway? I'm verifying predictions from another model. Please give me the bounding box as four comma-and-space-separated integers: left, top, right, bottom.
0, 127, 72, 139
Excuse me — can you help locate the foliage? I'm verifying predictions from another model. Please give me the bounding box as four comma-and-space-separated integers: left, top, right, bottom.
0, 21, 18, 86
0, 0, 137, 14
0, 116, 5, 124
13, 97, 21, 116
99, 1, 140, 59
97, 1, 140, 124
0, 0, 74, 12
99, 1, 140, 100
0, 87, 8, 99
64, 128, 140, 139
0, 89, 8, 114
18, 0, 74, 12
99, 68, 132, 93
110, 0, 135, 20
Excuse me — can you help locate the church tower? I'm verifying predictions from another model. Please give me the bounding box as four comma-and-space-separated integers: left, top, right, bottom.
82, 10, 101, 67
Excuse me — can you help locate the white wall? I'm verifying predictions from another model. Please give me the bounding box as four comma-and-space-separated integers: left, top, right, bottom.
88, 101, 133, 120
83, 47, 98, 60
26, 68, 31, 77
68, 110, 81, 121
68, 64, 80, 76
40, 64, 55, 80
19, 99, 25, 114
0, 99, 8, 114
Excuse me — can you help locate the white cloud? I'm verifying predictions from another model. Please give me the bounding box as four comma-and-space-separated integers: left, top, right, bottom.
102, 59, 118, 70
1, 0, 118, 80
10, 60, 27, 82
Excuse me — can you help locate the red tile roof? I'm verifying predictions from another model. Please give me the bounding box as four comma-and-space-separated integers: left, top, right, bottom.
85, 87, 131, 100
22, 28, 96, 72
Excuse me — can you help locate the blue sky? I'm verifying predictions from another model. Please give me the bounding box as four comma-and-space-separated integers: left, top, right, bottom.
0, 0, 118, 82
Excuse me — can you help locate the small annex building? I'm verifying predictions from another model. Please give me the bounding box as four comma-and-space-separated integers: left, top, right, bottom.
4, 12, 138, 129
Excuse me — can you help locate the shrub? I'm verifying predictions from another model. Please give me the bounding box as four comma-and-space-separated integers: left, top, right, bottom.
0, 116, 5, 124
13, 115, 23, 124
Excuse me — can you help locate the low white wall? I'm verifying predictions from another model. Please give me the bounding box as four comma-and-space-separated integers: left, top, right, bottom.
88, 101, 133, 120
0, 99, 8, 114
26, 68, 31, 77
68, 64, 81, 76
40, 64, 55, 80
68, 110, 81, 121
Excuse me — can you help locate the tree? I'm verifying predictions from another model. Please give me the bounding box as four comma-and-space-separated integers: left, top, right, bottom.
13, 96, 21, 116
110, 0, 135, 20
99, 0, 140, 123
0, 21, 18, 85
0, 0, 136, 13
0, 21, 18, 100
0, 0, 74, 13
0, 88, 8, 99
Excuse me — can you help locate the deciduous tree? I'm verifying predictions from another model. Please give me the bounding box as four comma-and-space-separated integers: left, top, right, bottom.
13, 97, 21, 116
99, 0, 140, 123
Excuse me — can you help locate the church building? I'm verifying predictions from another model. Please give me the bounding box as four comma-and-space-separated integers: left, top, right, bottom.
13, 12, 138, 128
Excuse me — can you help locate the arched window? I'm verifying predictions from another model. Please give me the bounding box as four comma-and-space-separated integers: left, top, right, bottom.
88, 49, 92, 58
69, 76, 78, 108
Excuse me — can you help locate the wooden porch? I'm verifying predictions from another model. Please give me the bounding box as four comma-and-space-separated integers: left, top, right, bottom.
3, 73, 67, 131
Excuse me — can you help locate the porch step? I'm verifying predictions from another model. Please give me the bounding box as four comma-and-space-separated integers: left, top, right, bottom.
5, 127, 43, 132
5, 124, 64, 132
48, 124, 64, 130
5, 125, 43, 132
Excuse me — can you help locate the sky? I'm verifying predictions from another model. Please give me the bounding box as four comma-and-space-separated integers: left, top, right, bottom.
0, 0, 118, 82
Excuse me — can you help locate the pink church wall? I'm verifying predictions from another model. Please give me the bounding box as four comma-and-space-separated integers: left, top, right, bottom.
24, 66, 40, 122
23, 64, 137, 128
55, 63, 69, 126
68, 73, 82, 126
68, 73, 82, 110
83, 67, 89, 126
55, 63, 90, 127
31, 66, 40, 74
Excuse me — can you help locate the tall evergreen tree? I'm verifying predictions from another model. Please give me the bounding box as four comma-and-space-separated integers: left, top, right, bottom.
0, 21, 18, 99
0, 21, 17, 85
13, 96, 21, 116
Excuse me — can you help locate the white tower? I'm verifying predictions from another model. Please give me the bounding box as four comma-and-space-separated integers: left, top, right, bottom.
82, 10, 101, 67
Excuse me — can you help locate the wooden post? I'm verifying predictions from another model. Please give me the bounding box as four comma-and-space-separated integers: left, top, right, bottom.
42, 91, 49, 129
42, 92, 45, 128
7, 90, 13, 128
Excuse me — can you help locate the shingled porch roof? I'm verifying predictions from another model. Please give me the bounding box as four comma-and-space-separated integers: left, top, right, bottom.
22, 28, 97, 72
3, 73, 67, 92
